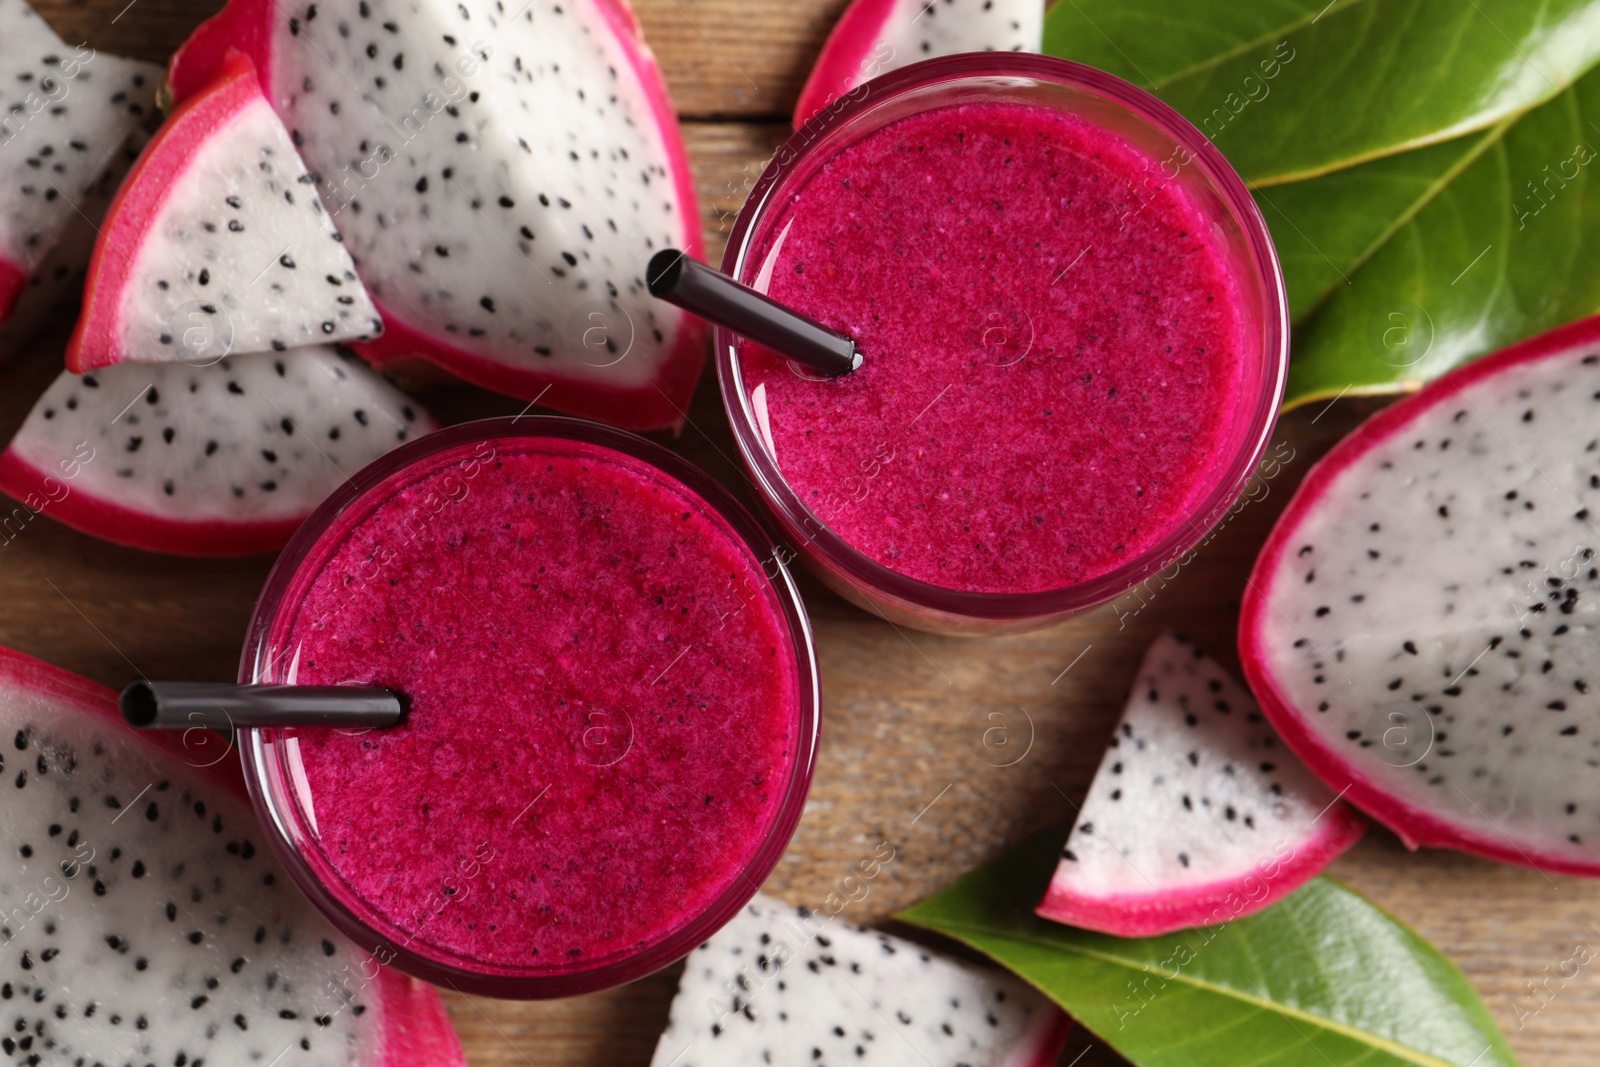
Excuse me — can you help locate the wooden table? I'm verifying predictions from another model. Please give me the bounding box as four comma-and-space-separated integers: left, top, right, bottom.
8, 2, 1595, 1063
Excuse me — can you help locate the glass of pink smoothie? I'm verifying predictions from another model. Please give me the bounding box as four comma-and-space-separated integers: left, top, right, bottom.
237, 417, 820, 998
718, 55, 1289, 634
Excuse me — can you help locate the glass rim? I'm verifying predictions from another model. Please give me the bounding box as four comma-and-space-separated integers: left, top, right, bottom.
716, 53, 1291, 622
237, 415, 822, 998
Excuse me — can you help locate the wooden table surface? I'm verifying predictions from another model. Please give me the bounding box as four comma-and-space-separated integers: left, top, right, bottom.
6, 2, 1596, 1064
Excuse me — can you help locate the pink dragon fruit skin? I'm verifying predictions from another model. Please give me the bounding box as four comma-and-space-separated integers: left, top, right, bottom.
0, 644, 466, 1065
794, 0, 1042, 125
1038, 633, 1364, 937
1242, 315, 1600, 877
166, 0, 707, 432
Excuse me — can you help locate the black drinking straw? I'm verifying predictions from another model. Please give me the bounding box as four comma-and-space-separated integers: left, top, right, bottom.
120, 681, 406, 731
646, 249, 863, 378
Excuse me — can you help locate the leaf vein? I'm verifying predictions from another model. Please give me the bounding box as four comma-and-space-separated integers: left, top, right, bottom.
921, 920, 1495, 1067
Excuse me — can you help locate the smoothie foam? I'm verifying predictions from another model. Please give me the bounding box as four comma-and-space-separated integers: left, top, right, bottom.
740, 101, 1248, 594
258, 436, 801, 972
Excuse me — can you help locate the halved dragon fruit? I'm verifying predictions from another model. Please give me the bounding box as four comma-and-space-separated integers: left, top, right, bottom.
1037, 633, 1364, 937
794, 0, 1042, 125
0, 132, 143, 360
1241, 315, 1600, 876
0, 0, 160, 324
166, 0, 706, 431
650, 894, 1069, 1066
0, 644, 465, 1066
0, 346, 435, 556
68, 50, 381, 372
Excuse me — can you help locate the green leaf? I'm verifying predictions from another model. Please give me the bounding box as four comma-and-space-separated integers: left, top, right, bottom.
1042, 0, 1330, 87
1256, 127, 1503, 320
1284, 65, 1600, 406
1044, 0, 1600, 184
898, 828, 1518, 1067
1042, 0, 1600, 402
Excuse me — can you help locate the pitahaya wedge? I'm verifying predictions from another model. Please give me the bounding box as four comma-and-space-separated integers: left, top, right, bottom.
1241, 315, 1600, 876
0, 346, 435, 556
68, 51, 381, 372
0, 132, 143, 360
0, 0, 160, 324
167, 0, 705, 431
0, 644, 465, 1067
794, 0, 1042, 126
650, 894, 1069, 1067
1037, 633, 1365, 938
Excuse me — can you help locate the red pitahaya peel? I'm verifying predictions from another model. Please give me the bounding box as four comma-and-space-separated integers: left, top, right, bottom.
168, 0, 707, 432
0, 247, 23, 325
1241, 314, 1600, 876
1037, 633, 1364, 938
0, 644, 465, 1066
68, 49, 381, 372
794, 0, 1043, 126
0, 346, 436, 556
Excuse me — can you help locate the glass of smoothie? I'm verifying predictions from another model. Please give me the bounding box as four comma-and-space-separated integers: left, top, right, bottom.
718, 54, 1289, 634
237, 417, 820, 998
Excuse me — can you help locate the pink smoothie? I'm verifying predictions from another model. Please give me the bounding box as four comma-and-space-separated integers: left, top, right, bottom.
739, 101, 1248, 593
260, 435, 802, 972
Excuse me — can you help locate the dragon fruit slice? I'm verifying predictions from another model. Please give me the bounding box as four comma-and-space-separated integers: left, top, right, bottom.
794, 0, 1042, 125
0, 346, 435, 556
649, 894, 1069, 1067
68, 51, 380, 372
0, 644, 465, 1067
1241, 315, 1600, 876
1037, 633, 1365, 938
0, 0, 160, 324
0, 132, 143, 360
166, 0, 705, 431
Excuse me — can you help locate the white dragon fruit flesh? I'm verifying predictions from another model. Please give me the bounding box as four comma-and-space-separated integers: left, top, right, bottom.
0, 132, 143, 360
0, 644, 465, 1066
1241, 315, 1600, 876
650, 893, 1069, 1067
0, 346, 435, 556
0, 0, 160, 324
794, 0, 1043, 124
1037, 632, 1364, 937
69, 51, 380, 371
167, 0, 706, 430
